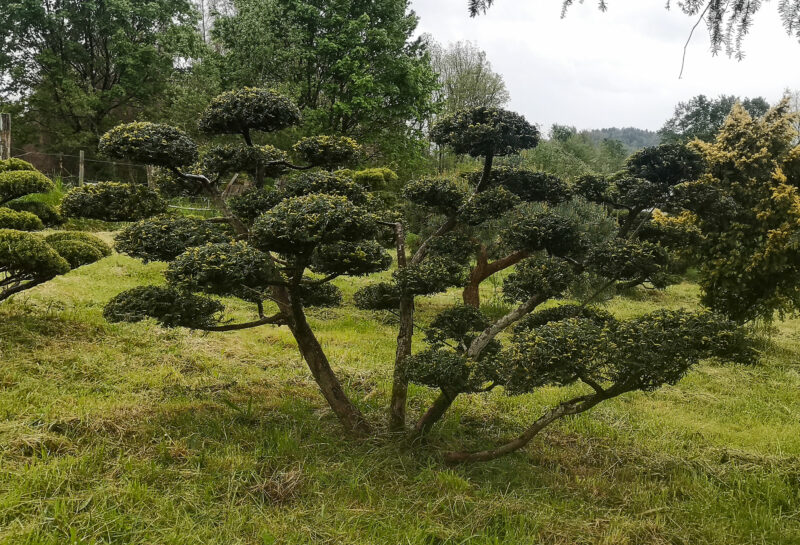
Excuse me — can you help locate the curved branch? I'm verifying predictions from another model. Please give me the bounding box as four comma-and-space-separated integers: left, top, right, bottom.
201, 313, 286, 332
443, 384, 630, 464
466, 294, 543, 359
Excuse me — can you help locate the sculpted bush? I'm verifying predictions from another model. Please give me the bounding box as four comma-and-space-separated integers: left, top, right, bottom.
0, 169, 54, 206
0, 207, 44, 231
61, 182, 167, 222
6, 200, 63, 226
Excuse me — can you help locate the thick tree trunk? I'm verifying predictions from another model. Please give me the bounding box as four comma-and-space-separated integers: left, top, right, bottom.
286, 295, 372, 437
389, 221, 413, 432
463, 245, 489, 308
413, 390, 455, 436
462, 247, 528, 308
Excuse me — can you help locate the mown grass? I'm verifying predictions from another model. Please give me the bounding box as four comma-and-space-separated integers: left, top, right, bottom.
1, 243, 799, 544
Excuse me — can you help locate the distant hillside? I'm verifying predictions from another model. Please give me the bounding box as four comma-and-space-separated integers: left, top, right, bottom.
580, 127, 660, 152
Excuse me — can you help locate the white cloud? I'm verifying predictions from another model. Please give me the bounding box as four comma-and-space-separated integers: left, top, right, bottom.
412, 0, 800, 131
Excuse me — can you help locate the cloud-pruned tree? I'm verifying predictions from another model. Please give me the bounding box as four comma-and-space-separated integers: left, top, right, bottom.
99, 91, 754, 463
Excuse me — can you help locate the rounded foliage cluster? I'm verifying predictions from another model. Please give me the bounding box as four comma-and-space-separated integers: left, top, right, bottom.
0, 207, 44, 231
587, 239, 669, 286
0, 158, 36, 173
293, 136, 363, 169
514, 304, 613, 334
251, 194, 376, 255
294, 283, 343, 308
503, 256, 575, 302
492, 168, 570, 204
310, 240, 392, 277
199, 88, 301, 136
201, 144, 288, 180
458, 186, 520, 226
352, 168, 399, 190
403, 349, 476, 392
500, 211, 584, 257
166, 241, 279, 302
44, 232, 111, 268
100, 122, 198, 168
402, 177, 467, 215
61, 182, 167, 222
6, 201, 63, 226
104, 286, 223, 329
115, 215, 232, 263
281, 171, 370, 205
0, 229, 70, 278
425, 233, 479, 265
353, 282, 401, 311
431, 107, 540, 158
503, 310, 753, 396
425, 305, 490, 348
0, 169, 54, 205
624, 143, 705, 188
229, 187, 282, 225
573, 174, 610, 204
393, 257, 467, 296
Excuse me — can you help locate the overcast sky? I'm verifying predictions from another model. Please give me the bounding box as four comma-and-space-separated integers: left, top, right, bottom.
411, 0, 800, 132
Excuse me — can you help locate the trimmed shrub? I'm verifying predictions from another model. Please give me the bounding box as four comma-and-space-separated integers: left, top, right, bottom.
0, 170, 54, 205
0, 229, 70, 280
198, 88, 301, 136
0, 207, 44, 231
6, 201, 63, 226
104, 285, 223, 328
61, 182, 167, 221
43, 232, 112, 258
115, 215, 232, 262
100, 122, 198, 168
293, 136, 363, 168
0, 158, 36, 173
48, 240, 105, 268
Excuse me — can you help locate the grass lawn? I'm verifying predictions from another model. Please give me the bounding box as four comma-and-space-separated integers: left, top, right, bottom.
1, 241, 799, 544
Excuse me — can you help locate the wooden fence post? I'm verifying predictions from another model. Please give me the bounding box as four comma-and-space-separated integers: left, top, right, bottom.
0, 113, 10, 160
146, 165, 154, 187
78, 150, 85, 186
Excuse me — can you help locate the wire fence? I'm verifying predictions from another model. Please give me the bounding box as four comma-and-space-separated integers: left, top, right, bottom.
11, 147, 150, 188
12, 146, 219, 215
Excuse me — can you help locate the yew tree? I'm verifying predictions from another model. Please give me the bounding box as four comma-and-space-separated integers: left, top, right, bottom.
102, 88, 385, 436
352, 107, 743, 458
102, 92, 753, 463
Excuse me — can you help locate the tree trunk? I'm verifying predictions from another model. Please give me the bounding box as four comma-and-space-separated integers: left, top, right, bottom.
413, 390, 455, 436
389, 221, 413, 432
286, 297, 372, 437
463, 248, 528, 308
463, 245, 489, 308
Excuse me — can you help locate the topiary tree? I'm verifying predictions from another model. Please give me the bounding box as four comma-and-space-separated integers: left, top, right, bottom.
352, 107, 743, 443
675, 100, 800, 322
99, 93, 754, 463
100, 88, 378, 436
0, 159, 62, 230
